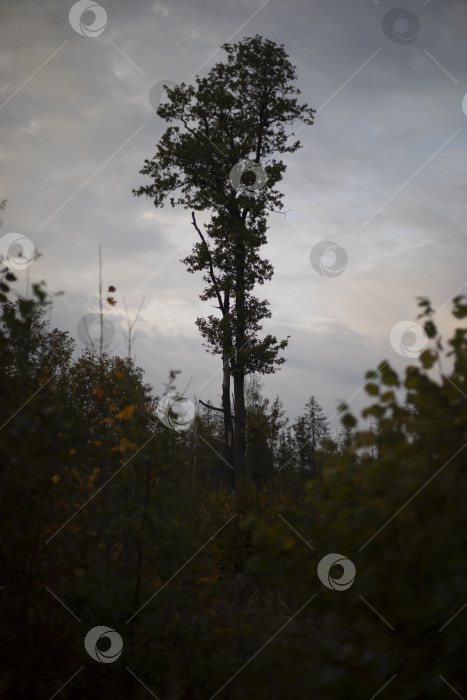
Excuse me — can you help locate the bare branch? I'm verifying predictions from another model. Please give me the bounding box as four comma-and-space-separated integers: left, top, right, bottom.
191, 212, 225, 315
123, 296, 145, 359
199, 398, 225, 414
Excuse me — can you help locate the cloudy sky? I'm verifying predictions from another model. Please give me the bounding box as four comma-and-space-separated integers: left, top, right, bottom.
1, 0, 466, 431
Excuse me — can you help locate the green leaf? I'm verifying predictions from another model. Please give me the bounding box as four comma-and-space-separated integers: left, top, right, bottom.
365, 383, 379, 396
419, 349, 437, 369
380, 365, 400, 387
341, 413, 357, 428
424, 320, 437, 338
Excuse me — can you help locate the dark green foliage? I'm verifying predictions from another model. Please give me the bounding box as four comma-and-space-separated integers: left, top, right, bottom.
246, 297, 467, 699
2, 197, 466, 695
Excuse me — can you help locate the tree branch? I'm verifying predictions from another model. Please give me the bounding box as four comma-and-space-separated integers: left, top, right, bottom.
199, 398, 224, 414
191, 212, 225, 315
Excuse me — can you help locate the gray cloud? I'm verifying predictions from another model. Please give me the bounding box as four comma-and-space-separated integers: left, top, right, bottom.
1, 0, 466, 430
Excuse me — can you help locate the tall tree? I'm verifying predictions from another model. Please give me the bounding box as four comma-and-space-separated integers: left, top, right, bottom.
292, 396, 328, 476
244, 375, 285, 482
337, 424, 354, 454
303, 395, 329, 476
275, 425, 297, 471
134, 35, 315, 488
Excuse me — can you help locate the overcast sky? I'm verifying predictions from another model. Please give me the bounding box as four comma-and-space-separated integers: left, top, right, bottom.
1, 0, 466, 432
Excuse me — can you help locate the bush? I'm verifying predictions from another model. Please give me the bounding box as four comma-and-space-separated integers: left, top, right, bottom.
246, 297, 467, 699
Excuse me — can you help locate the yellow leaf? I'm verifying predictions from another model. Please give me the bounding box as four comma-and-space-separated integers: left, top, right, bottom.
197, 575, 218, 584
116, 404, 137, 420
69, 448, 76, 455
51, 475, 60, 483
93, 387, 104, 398
94, 440, 101, 446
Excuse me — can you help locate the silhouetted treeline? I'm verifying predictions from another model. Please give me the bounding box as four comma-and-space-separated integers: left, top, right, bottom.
2, 280, 467, 699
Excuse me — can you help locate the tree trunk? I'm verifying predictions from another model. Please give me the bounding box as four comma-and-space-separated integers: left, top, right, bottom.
233, 372, 247, 485
232, 219, 247, 487
222, 345, 235, 491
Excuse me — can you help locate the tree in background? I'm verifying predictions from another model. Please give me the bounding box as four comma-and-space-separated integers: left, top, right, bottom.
0, 299, 73, 386
244, 375, 288, 483
303, 395, 329, 476
275, 424, 297, 471
289, 395, 329, 475
134, 35, 315, 488
336, 424, 354, 455
4, 229, 467, 698
247, 296, 467, 699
